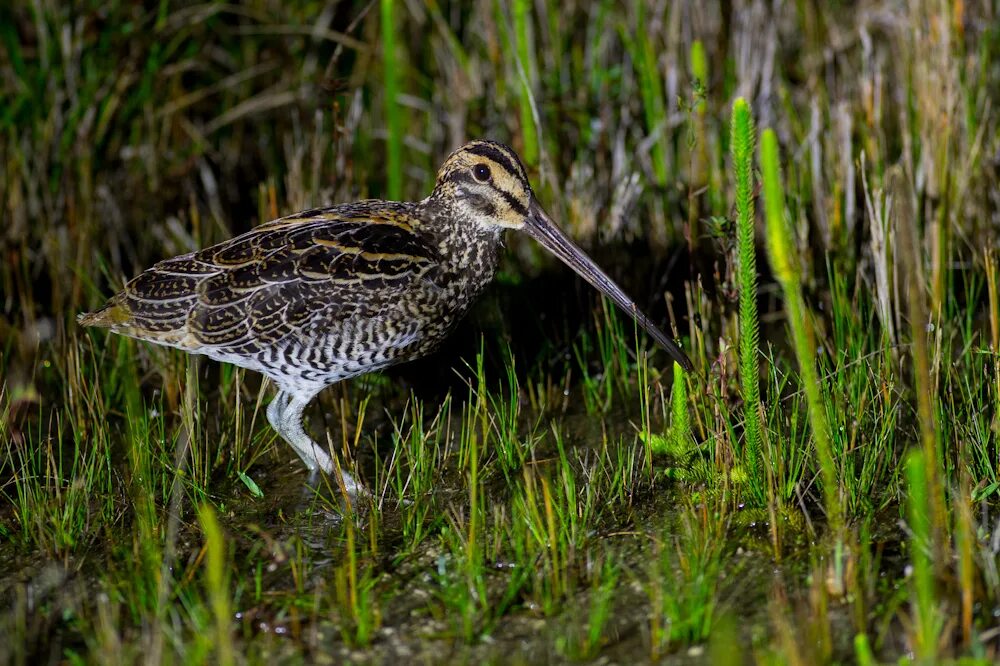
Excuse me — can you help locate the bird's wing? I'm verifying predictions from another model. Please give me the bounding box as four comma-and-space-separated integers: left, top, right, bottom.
79, 204, 441, 356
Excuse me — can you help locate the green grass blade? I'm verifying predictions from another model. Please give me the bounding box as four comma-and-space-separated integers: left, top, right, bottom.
760, 129, 841, 537
513, 0, 539, 165
197, 503, 234, 666
381, 0, 402, 199
906, 450, 942, 662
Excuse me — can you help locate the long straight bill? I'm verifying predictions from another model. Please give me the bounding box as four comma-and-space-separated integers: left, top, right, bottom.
523, 199, 693, 371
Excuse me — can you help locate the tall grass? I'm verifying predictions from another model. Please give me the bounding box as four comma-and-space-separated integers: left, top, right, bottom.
891, 167, 947, 551
2, 2, 1000, 663
512, 0, 539, 166
906, 450, 942, 662
627, 2, 669, 187
381, 0, 402, 199
760, 128, 842, 539
687, 39, 710, 247
197, 503, 235, 666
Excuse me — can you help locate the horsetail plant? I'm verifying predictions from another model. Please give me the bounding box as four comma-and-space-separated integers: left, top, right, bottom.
730, 98, 763, 497
671, 361, 693, 454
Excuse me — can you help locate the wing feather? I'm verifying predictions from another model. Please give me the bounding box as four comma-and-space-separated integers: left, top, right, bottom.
79, 203, 440, 357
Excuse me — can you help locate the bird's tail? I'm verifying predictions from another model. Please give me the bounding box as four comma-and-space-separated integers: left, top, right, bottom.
77, 298, 131, 328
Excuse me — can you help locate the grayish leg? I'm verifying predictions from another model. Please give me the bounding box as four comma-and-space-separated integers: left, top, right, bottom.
266, 390, 291, 432
267, 390, 361, 494
275, 392, 331, 472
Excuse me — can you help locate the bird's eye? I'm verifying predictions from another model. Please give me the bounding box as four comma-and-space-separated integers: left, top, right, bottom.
472, 163, 491, 182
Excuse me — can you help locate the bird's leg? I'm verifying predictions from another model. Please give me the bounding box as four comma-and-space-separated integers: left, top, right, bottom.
276, 393, 331, 472
269, 391, 361, 494
266, 390, 291, 432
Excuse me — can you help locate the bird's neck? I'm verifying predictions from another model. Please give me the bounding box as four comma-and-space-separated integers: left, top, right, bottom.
416, 195, 505, 286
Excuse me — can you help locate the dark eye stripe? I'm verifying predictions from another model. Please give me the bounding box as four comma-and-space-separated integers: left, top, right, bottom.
466, 143, 525, 183
447, 169, 527, 216
494, 187, 527, 216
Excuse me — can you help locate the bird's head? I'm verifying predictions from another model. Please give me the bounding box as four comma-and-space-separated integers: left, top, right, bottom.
432, 139, 534, 231
431, 139, 693, 371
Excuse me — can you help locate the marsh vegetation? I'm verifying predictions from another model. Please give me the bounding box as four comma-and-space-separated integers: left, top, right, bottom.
2, 1, 1000, 663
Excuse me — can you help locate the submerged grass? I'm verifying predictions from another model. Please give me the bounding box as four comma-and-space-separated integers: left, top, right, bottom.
647, 501, 729, 659
2, 1, 1000, 664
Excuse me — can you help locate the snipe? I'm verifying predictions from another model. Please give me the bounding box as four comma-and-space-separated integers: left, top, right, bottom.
79, 140, 692, 492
